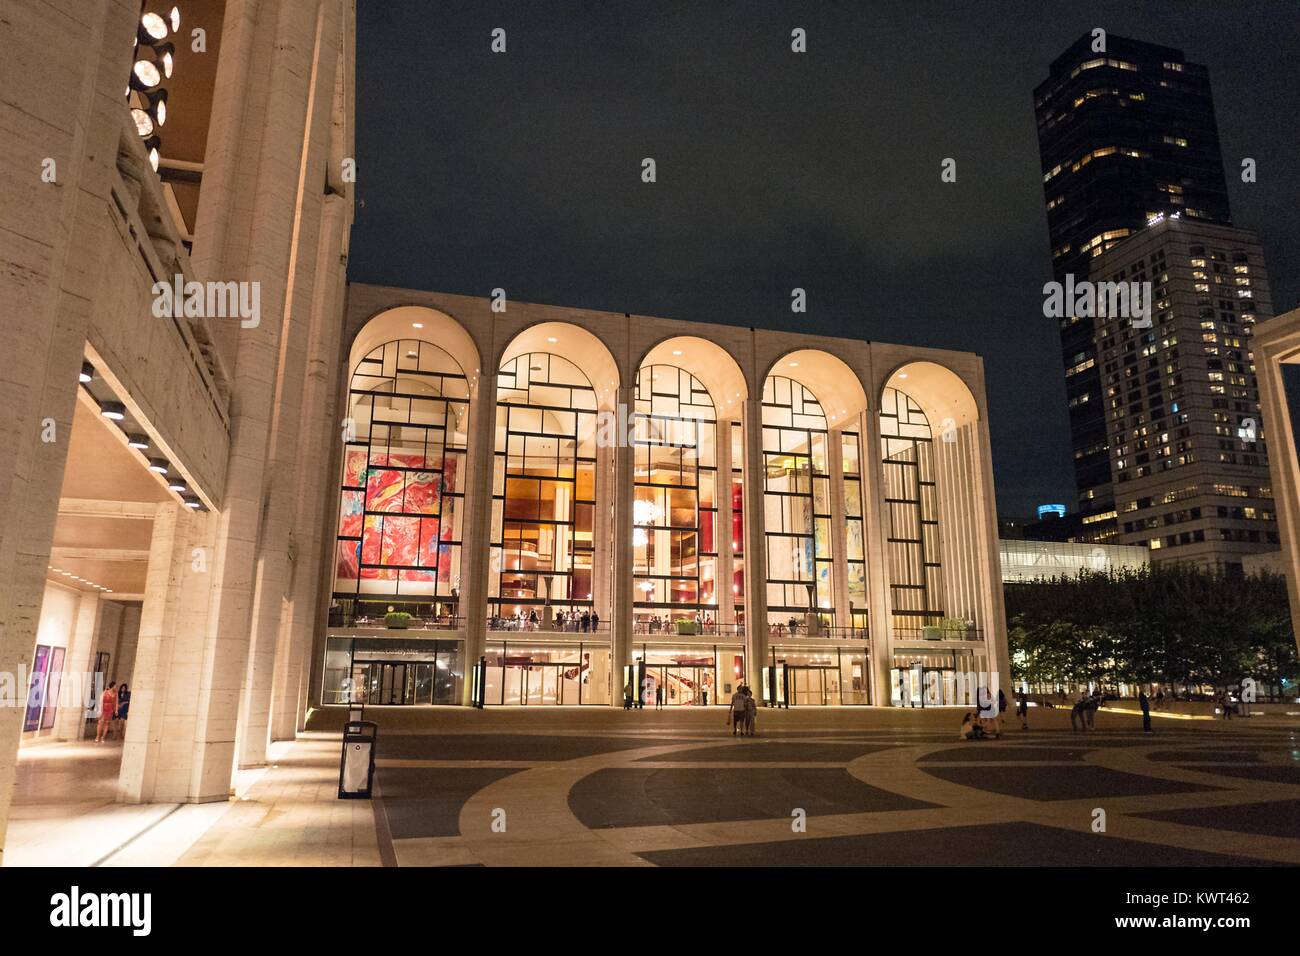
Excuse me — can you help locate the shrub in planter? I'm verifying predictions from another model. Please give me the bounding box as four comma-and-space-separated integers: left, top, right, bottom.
385, 611, 411, 629
676, 620, 697, 636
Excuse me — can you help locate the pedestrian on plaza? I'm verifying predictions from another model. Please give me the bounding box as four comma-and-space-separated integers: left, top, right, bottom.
637, 676, 648, 709
743, 685, 757, 736
1015, 689, 1029, 730
1220, 690, 1234, 720
623, 682, 633, 710
997, 688, 1008, 732
95, 681, 118, 744
1070, 694, 1088, 733
1138, 688, 1152, 733
655, 685, 664, 710
1155, 688, 1165, 711
114, 683, 131, 740
1084, 692, 1100, 730
729, 686, 747, 736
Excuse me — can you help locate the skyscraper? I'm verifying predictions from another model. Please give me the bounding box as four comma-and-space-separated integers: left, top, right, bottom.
1034, 34, 1233, 520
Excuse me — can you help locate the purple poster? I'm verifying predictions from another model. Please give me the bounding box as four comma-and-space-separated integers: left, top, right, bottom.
24, 644, 50, 732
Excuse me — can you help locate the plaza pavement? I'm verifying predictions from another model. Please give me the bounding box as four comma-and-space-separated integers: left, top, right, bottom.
5, 704, 1299, 866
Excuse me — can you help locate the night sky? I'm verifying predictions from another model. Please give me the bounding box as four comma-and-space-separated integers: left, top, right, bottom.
349, 1, 1300, 517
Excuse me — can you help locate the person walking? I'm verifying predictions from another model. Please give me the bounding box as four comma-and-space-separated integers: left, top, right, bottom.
1070, 694, 1087, 733
1138, 688, 1152, 733
997, 688, 1008, 734
655, 685, 664, 710
623, 681, 634, 710
1015, 689, 1029, 730
729, 686, 747, 736
95, 681, 118, 744
742, 685, 757, 737
114, 683, 131, 740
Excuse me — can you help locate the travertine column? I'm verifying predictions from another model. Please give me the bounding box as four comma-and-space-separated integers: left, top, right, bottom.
53, 593, 101, 742
860, 400, 894, 705
610, 386, 636, 704
238, 0, 343, 767
741, 399, 769, 686
0, 0, 140, 862
592, 439, 612, 622
459, 362, 497, 703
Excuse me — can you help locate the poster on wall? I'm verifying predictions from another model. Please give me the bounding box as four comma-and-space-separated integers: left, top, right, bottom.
40, 646, 66, 730
24, 644, 51, 732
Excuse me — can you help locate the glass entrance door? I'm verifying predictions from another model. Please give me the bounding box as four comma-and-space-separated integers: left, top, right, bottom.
790, 666, 840, 706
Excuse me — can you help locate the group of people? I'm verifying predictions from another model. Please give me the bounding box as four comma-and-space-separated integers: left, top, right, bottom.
1069, 690, 1106, 732
728, 685, 757, 736
94, 680, 130, 744
635, 613, 716, 634
489, 609, 600, 632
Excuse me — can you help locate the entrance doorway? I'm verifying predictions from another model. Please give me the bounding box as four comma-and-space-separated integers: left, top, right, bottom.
789, 666, 840, 706
644, 665, 712, 705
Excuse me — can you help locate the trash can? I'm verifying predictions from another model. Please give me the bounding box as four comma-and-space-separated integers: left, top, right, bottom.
338, 720, 377, 799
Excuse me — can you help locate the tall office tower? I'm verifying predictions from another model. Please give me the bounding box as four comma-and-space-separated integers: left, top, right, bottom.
1034, 34, 1233, 525
1090, 219, 1278, 569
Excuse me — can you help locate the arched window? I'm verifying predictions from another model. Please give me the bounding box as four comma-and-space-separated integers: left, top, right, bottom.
762, 375, 834, 622
490, 352, 597, 619
879, 386, 944, 634
334, 339, 469, 621
633, 365, 718, 623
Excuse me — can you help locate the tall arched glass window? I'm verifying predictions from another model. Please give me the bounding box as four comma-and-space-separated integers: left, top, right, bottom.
490, 353, 597, 619
879, 386, 944, 634
762, 375, 834, 623
333, 339, 469, 619
633, 365, 718, 624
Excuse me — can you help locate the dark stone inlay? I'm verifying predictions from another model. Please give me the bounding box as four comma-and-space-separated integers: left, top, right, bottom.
570, 767, 937, 828
918, 746, 1089, 763
920, 764, 1221, 801
377, 734, 690, 761
1137, 797, 1300, 839
637, 821, 1277, 867
1173, 763, 1300, 785
1148, 750, 1263, 763
380, 767, 520, 839
636, 742, 897, 763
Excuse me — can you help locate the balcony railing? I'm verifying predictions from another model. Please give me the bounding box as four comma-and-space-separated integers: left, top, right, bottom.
633, 622, 744, 638
488, 617, 611, 634
892, 626, 985, 643
767, 622, 869, 640
329, 599, 463, 631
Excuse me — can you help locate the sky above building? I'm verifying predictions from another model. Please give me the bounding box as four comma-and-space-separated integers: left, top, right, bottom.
348, 1, 1300, 516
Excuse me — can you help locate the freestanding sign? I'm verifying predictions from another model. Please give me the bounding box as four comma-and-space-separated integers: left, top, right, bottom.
338, 720, 378, 799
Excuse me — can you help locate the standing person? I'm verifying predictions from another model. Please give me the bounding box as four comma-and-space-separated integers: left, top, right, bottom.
95, 681, 118, 744
1155, 688, 1165, 711
1084, 691, 1100, 730
637, 675, 647, 709
729, 686, 747, 736
1015, 689, 1029, 730
591, 611, 600, 632
114, 683, 131, 740
655, 684, 664, 710
1138, 688, 1152, 734
623, 681, 633, 710
1220, 690, 1233, 720
997, 688, 1008, 734
1070, 694, 1087, 733
743, 685, 757, 737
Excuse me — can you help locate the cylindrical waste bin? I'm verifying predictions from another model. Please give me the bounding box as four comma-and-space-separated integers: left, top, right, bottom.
338, 720, 377, 799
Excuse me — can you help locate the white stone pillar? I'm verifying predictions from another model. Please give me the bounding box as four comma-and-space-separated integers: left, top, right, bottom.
716, 419, 735, 628
741, 399, 769, 687
610, 386, 636, 704
459, 363, 497, 703
860, 402, 894, 705
53, 592, 101, 742
828, 428, 852, 629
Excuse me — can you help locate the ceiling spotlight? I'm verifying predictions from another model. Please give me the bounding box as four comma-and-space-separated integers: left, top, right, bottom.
131, 108, 154, 137
80, 361, 94, 383
789, 361, 799, 367
126, 434, 150, 450
672, 349, 683, 356
147, 458, 169, 473
412, 322, 423, 329
140, 12, 170, 42
100, 400, 126, 420
168, 477, 188, 492
898, 372, 908, 380
546, 336, 558, 343
131, 58, 161, 89
143, 136, 161, 171
168, 6, 181, 32
183, 496, 202, 510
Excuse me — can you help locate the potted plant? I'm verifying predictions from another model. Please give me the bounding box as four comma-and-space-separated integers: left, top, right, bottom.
384, 606, 411, 629
938, 617, 969, 639
676, 619, 697, 636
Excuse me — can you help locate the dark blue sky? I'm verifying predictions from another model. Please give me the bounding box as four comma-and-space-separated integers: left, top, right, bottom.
349, 1, 1300, 516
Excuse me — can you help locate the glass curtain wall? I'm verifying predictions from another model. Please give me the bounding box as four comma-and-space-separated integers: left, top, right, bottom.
879, 387, 945, 635
633, 365, 719, 629
490, 353, 597, 625
333, 339, 469, 622
842, 431, 868, 629
762, 375, 834, 626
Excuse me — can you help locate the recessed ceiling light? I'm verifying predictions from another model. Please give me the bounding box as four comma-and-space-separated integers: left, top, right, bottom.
148, 458, 169, 473
789, 361, 799, 368
127, 434, 150, 450
80, 361, 94, 383
100, 400, 126, 420
183, 496, 202, 509
546, 337, 558, 343
672, 349, 683, 356
898, 372, 908, 379
168, 478, 188, 492
412, 322, 423, 329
